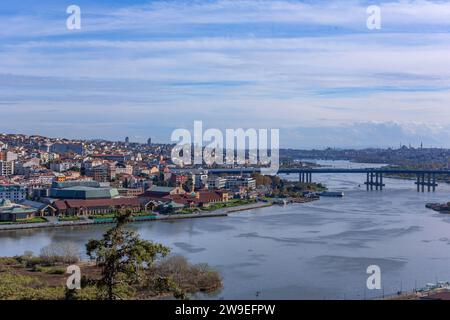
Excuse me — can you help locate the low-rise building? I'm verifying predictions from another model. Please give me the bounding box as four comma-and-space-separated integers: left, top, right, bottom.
53, 198, 141, 216
50, 181, 119, 200
0, 199, 36, 221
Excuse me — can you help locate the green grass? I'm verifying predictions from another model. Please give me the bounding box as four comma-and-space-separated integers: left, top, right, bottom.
58, 216, 80, 222
199, 199, 255, 212
89, 212, 155, 219
0, 217, 47, 225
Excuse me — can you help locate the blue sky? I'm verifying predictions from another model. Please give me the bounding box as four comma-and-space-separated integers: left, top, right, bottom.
1, 0, 450, 148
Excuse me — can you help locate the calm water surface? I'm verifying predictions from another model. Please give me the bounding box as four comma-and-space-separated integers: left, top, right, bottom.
1, 160, 450, 299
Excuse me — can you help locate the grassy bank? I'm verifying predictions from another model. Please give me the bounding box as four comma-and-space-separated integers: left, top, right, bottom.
0, 254, 222, 300
0, 217, 47, 225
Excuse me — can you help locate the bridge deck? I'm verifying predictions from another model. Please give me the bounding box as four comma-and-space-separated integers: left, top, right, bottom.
207, 168, 450, 175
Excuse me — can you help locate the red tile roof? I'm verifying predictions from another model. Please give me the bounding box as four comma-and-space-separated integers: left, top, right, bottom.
54, 198, 140, 209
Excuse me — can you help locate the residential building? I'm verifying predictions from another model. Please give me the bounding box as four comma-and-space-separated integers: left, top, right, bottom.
118, 188, 144, 197
144, 186, 186, 198
0, 184, 27, 202
170, 173, 189, 186
0, 161, 14, 176
50, 161, 80, 172
193, 173, 208, 188
225, 176, 256, 189
50, 143, 83, 155
207, 176, 226, 189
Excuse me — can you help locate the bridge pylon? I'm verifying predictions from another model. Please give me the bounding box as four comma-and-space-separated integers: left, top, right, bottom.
299, 172, 312, 184
415, 173, 437, 192
364, 171, 385, 191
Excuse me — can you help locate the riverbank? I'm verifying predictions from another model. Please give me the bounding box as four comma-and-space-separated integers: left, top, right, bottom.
383, 283, 450, 300
0, 254, 222, 300
0, 201, 274, 232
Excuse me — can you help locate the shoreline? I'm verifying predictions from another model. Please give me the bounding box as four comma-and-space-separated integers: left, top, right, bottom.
0, 201, 275, 232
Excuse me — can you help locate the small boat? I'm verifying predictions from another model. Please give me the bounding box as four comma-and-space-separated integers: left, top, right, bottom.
319, 191, 344, 198
426, 202, 450, 213
272, 198, 288, 205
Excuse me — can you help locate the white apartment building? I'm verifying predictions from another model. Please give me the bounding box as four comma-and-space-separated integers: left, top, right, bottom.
0, 161, 14, 176
225, 176, 256, 190
207, 176, 227, 189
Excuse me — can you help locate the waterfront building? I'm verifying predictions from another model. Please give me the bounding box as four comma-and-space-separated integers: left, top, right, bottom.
53, 197, 141, 216
49, 181, 119, 200
0, 199, 36, 222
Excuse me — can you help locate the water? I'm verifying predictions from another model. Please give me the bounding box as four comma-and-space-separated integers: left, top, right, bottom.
1, 160, 450, 299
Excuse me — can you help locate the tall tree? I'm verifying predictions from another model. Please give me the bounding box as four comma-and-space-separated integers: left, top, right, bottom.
86, 209, 170, 299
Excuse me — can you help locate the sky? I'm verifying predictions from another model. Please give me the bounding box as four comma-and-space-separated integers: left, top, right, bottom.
1, 0, 450, 148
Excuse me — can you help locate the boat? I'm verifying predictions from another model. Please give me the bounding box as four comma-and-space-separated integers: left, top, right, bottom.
425, 202, 450, 213
272, 198, 289, 205
319, 191, 344, 198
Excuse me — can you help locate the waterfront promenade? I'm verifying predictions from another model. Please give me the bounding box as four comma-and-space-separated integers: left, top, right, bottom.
0, 201, 273, 232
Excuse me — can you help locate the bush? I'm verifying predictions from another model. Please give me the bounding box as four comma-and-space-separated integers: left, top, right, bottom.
150, 255, 222, 295
39, 242, 80, 265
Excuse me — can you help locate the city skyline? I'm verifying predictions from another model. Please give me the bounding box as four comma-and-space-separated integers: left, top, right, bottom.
2, 0, 450, 148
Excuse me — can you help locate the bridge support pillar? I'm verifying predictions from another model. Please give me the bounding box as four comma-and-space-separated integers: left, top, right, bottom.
364, 171, 385, 191
380, 173, 383, 190
370, 172, 374, 190
375, 173, 379, 190
366, 173, 369, 191
415, 173, 437, 192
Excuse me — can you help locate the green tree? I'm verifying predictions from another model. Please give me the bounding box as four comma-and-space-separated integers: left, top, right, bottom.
86, 209, 170, 300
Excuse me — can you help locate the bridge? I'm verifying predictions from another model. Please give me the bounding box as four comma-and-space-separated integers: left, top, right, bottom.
207, 168, 450, 192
